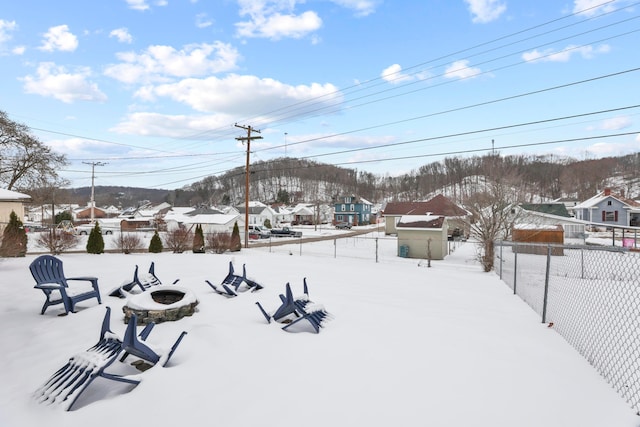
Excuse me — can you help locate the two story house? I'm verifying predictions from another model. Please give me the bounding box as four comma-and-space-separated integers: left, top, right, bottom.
333, 195, 373, 226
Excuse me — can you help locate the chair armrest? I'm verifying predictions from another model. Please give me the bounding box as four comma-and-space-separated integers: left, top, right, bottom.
66, 276, 99, 287
34, 283, 64, 290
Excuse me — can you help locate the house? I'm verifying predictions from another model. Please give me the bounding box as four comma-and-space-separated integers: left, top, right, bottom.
291, 203, 315, 225
516, 203, 587, 242
573, 188, 640, 228
0, 188, 30, 231
382, 195, 468, 236
74, 204, 107, 221
290, 203, 333, 225
270, 204, 294, 225
163, 207, 243, 235
236, 201, 277, 227
333, 195, 373, 226
396, 215, 448, 260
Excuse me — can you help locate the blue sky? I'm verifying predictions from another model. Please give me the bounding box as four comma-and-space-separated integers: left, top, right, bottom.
1, 0, 639, 190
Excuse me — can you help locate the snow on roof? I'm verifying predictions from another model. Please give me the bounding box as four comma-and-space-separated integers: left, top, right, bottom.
0, 188, 31, 201
397, 214, 445, 229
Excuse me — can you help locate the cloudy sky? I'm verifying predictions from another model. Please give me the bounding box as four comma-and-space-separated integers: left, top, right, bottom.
1, 0, 639, 189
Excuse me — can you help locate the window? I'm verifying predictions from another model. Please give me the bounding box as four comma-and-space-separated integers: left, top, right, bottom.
341, 204, 346, 211
602, 211, 618, 222
607, 200, 612, 206
350, 204, 355, 211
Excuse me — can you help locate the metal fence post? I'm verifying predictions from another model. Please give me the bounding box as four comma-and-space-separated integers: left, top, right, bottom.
375, 237, 379, 263
542, 244, 551, 324
334, 238, 337, 258
513, 244, 518, 295
499, 241, 503, 280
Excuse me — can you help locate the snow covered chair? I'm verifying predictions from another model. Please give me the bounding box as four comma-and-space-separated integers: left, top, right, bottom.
29, 255, 102, 315
33, 307, 188, 411
109, 262, 179, 298
205, 261, 263, 297
256, 279, 332, 333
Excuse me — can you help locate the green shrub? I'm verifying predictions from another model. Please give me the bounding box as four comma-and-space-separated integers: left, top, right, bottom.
149, 230, 163, 253
192, 224, 205, 253
0, 211, 27, 257
230, 221, 241, 252
86, 223, 104, 254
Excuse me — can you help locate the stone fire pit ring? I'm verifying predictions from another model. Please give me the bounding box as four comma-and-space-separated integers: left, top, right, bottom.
123, 285, 198, 325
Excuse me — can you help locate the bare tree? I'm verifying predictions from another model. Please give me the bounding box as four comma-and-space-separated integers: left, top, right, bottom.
0, 111, 68, 190
463, 171, 525, 272
35, 230, 79, 255
115, 233, 144, 254
206, 232, 232, 254
163, 225, 193, 253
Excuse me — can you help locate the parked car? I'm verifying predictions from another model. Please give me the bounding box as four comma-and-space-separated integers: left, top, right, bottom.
75, 221, 117, 235
270, 226, 303, 237
335, 222, 352, 230
248, 225, 271, 239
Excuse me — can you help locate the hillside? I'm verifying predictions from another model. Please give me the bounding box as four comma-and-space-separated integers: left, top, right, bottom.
60, 153, 640, 207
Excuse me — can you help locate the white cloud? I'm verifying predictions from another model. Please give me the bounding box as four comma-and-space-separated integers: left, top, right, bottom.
21, 62, 107, 103
104, 42, 240, 84
109, 28, 133, 44
587, 116, 633, 131
464, 0, 507, 23
126, 0, 150, 11
111, 112, 236, 138
39, 25, 78, 52
522, 44, 610, 63
196, 13, 213, 28
0, 19, 17, 44
235, 0, 322, 39
330, 0, 381, 17
144, 74, 342, 117
381, 64, 414, 84
12, 46, 26, 55
444, 60, 482, 80
236, 10, 322, 39
585, 141, 637, 156
573, 0, 620, 16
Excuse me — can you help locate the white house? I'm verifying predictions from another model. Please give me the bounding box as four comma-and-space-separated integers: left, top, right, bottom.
163, 208, 243, 235
0, 188, 30, 230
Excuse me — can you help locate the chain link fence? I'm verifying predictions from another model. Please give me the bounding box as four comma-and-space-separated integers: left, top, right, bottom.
495, 241, 640, 414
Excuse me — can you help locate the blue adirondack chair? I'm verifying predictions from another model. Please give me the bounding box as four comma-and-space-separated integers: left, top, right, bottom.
29, 255, 102, 315
109, 262, 180, 298
34, 307, 188, 411
256, 279, 332, 333
205, 261, 263, 297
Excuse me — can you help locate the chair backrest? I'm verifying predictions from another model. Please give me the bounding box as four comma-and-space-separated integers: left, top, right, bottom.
29, 255, 67, 287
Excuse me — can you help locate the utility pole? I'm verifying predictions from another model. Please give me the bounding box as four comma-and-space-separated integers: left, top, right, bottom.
83, 161, 107, 223
235, 124, 262, 247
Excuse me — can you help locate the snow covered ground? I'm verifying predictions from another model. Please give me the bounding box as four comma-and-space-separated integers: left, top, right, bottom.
1, 230, 637, 426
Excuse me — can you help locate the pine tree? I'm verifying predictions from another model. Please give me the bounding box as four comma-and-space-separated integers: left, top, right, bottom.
0, 210, 27, 257
230, 221, 241, 252
192, 224, 205, 253
86, 223, 105, 254
149, 230, 163, 253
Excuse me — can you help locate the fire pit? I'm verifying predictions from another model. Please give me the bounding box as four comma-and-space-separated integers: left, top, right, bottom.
123, 285, 198, 325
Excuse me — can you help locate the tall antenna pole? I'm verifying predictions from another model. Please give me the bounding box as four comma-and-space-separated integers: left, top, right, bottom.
284, 132, 288, 157
82, 161, 107, 223
235, 124, 262, 247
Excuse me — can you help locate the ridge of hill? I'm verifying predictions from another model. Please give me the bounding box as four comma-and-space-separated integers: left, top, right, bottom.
61, 153, 640, 208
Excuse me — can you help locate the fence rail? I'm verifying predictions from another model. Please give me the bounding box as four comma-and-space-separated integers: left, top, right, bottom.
494, 240, 640, 414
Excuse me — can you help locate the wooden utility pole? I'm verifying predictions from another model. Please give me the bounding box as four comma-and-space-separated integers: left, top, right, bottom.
235, 124, 262, 247
82, 161, 107, 223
